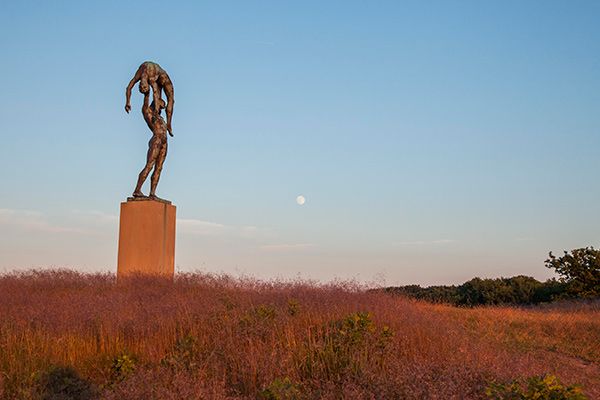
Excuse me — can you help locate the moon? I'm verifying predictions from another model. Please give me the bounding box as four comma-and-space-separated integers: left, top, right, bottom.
296, 195, 306, 205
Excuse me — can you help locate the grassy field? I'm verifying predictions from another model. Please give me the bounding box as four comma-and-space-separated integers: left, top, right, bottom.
0, 270, 598, 399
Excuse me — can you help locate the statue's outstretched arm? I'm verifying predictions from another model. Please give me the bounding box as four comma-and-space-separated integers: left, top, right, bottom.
125, 69, 142, 113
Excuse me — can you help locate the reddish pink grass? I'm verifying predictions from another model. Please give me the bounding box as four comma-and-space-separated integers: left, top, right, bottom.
0, 269, 598, 399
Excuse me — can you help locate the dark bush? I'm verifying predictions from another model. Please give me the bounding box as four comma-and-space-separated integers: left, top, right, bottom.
38, 366, 96, 400
385, 276, 575, 306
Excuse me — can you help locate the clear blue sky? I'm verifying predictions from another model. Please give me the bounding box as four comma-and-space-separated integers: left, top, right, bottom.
1, 1, 599, 285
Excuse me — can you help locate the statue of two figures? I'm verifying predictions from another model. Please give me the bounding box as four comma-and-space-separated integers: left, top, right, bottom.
125, 61, 175, 202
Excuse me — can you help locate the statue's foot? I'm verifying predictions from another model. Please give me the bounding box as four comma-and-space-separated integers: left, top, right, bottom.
149, 194, 166, 202
132, 191, 145, 198
143, 193, 171, 204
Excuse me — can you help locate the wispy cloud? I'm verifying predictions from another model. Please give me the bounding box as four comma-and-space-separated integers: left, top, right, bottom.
0, 209, 88, 234
393, 239, 456, 246
71, 210, 118, 224
259, 243, 315, 252
69, 210, 119, 236
178, 217, 259, 238
1, 208, 266, 241
178, 218, 226, 235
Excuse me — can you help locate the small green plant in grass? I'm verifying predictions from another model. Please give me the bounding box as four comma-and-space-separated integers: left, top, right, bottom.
377, 325, 395, 350
219, 296, 237, 311
260, 377, 302, 400
109, 353, 136, 383
37, 365, 96, 400
256, 304, 277, 320
485, 374, 587, 400
161, 335, 200, 371
240, 304, 277, 326
336, 312, 376, 346
287, 299, 300, 316
239, 304, 278, 338
299, 312, 393, 381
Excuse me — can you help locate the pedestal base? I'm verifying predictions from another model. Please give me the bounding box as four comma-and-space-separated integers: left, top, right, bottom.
117, 199, 176, 279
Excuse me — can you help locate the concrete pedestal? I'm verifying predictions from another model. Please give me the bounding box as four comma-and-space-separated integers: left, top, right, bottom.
117, 199, 176, 279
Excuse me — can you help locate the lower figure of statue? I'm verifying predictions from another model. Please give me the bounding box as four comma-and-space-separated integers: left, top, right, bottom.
133, 136, 167, 200
132, 92, 169, 200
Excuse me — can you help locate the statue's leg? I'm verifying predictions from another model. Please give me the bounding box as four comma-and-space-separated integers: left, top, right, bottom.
133, 137, 160, 196
149, 140, 168, 197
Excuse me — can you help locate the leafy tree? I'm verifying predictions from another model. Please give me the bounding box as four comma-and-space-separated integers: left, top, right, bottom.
506, 275, 543, 304
546, 247, 600, 298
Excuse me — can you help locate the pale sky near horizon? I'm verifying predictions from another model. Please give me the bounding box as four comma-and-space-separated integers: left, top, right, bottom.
1, 1, 599, 285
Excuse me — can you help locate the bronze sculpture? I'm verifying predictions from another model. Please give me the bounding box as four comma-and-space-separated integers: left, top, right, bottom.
125, 61, 174, 201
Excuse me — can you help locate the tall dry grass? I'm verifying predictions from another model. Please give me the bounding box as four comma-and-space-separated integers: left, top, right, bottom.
0, 269, 598, 399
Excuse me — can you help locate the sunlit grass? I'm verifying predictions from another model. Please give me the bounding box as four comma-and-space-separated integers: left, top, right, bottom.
0, 269, 598, 399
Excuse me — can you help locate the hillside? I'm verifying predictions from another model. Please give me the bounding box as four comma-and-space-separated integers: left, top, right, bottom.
0, 270, 598, 399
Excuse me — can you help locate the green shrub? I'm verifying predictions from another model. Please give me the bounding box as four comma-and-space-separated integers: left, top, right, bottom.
299, 312, 393, 381
239, 304, 278, 339
336, 312, 376, 346
240, 304, 277, 326
486, 374, 587, 399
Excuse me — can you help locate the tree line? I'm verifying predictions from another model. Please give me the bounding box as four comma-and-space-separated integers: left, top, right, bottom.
384, 246, 600, 306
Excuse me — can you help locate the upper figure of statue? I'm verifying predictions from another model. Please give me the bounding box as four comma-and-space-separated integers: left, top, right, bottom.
125, 61, 175, 135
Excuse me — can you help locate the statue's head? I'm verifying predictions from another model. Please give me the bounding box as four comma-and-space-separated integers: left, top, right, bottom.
151, 98, 166, 112
139, 81, 150, 94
